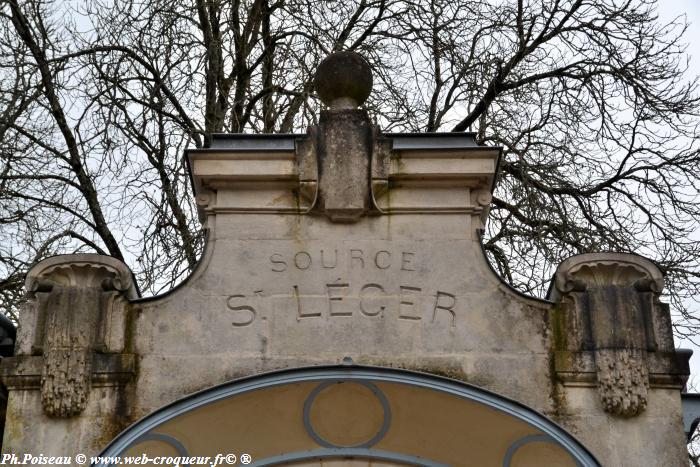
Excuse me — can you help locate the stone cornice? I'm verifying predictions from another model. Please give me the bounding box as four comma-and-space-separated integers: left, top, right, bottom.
550, 252, 686, 417
551, 253, 664, 300
0, 354, 137, 390
25, 254, 139, 300
187, 133, 501, 225
15, 254, 137, 418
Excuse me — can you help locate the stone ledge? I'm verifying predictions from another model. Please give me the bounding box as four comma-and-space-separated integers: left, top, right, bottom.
555, 350, 691, 389
0, 353, 136, 390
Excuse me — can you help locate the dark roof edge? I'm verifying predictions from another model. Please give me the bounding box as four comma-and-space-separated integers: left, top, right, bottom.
201, 131, 489, 151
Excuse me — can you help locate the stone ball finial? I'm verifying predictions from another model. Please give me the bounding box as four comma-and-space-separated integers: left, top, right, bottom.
314, 51, 373, 110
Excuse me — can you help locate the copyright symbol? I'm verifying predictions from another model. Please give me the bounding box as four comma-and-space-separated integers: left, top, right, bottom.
240, 453, 252, 464
225, 453, 237, 464
75, 453, 87, 464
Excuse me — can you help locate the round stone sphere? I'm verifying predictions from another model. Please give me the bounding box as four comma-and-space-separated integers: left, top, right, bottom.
314, 51, 373, 108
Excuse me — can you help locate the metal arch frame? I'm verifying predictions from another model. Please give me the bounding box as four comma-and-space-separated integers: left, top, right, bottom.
247, 448, 449, 467
124, 434, 190, 466
502, 434, 568, 467
94, 364, 601, 467
302, 380, 392, 449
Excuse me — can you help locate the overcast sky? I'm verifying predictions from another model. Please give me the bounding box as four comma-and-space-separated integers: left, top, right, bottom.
659, 1, 700, 76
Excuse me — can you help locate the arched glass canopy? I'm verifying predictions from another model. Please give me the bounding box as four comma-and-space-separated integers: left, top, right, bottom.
95, 365, 600, 467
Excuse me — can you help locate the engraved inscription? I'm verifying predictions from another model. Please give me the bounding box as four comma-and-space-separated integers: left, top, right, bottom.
270, 248, 415, 272
228, 248, 459, 329
374, 250, 391, 269
226, 294, 256, 326
399, 286, 422, 321
229, 283, 457, 327
294, 252, 312, 270
321, 250, 337, 269
270, 254, 286, 272
432, 291, 456, 326
350, 249, 364, 268
400, 252, 415, 271
327, 281, 351, 316
359, 283, 386, 316
294, 285, 321, 320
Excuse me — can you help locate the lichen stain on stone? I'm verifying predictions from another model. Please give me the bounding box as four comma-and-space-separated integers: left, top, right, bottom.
392, 154, 407, 174
286, 211, 305, 246
92, 417, 128, 455
124, 304, 139, 353
171, 371, 250, 400
3, 411, 22, 449
547, 303, 568, 418
356, 358, 470, 383
90, 380, 138, 453
549, 302, 568, 351
292, 188, 303, 215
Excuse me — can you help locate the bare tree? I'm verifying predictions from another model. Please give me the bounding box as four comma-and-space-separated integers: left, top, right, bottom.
1, 0, 699, 341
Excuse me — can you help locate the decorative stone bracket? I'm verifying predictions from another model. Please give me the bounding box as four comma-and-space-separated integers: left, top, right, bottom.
549, 253, 690, 417
294, 114, 392, 222
0, 255, 138, 418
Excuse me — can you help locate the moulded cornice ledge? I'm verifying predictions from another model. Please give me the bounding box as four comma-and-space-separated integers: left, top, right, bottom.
550, 252, 664, 301
25, 254, 139, 299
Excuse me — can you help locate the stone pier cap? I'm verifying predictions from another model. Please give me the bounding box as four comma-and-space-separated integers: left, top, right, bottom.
3, 254, 139, 418
548, 252, 691, 417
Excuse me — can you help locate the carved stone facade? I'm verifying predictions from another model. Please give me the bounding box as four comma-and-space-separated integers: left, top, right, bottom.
0, 53, 692, 466
596, 348, 649, 416
2, 255, 138, 439
550, 253, 688, 420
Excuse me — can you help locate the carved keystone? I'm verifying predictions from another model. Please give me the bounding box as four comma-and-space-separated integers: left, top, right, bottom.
551, 253, 667, 417
22, 255, 138, 418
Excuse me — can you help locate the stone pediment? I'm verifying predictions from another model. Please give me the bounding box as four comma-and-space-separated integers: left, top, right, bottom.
160, 111, 524, 388
1, 52, 691, 467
